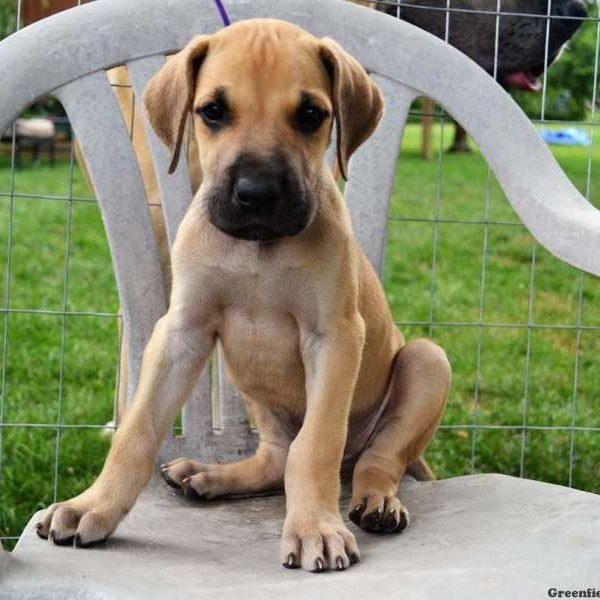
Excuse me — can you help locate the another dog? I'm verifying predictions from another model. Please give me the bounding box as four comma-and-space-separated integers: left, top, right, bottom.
37, 19, 451, 573
356, 0, 587, 150
359, 0, 587, 89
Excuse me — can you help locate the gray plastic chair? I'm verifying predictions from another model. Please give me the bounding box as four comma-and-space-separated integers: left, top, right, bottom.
0, 0, 599, 597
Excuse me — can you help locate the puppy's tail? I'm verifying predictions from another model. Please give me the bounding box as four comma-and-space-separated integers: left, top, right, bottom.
406, 455, 436, 481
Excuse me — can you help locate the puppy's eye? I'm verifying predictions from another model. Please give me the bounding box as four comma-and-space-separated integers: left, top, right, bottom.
294, 103, 328, 135
197, 102, 228, 128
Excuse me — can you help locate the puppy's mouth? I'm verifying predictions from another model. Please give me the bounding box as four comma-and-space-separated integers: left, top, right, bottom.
218, 223, 285, 242
209, 207, 311, 242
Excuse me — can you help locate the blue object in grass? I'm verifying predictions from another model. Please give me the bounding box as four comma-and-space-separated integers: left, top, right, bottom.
540, 128, 592, 147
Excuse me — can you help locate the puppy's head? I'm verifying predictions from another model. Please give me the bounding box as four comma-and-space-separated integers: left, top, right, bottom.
143, 19, 383, 242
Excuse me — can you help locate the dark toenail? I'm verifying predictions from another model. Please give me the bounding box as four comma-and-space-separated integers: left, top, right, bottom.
382, 511, 399, 532
35, 522, 46, 538
74, 533, 108, 548
283, 553, 298, 569
362, 509, 382, 531
49, 530, 73, 546
314, 557, 325, 572
54, 536, 74, 546
349, 504, 365, 526
350, 552, 360, 564
396, 510, 409, 532
181, 478, 200, 500
335, 556, 345, 570
162, 469, 181, 490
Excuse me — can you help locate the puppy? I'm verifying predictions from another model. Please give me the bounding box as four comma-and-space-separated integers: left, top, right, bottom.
97, 0, 585, 422
39, 19, 451, 572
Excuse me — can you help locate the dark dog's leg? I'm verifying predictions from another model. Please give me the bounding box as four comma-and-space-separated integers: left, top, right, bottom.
448, 123, 472, 153
349, 339, 451, 533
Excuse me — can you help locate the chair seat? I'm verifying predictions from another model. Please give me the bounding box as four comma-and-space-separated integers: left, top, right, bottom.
2, 474, 598, 599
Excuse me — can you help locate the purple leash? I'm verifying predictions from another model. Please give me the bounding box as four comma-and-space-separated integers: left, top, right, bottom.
213, 0, 231, 27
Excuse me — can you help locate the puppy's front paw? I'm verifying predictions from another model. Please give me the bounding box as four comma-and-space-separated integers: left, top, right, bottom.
36, 491, 126, 547
280, 511, 360, 573
349, 493, 409, 534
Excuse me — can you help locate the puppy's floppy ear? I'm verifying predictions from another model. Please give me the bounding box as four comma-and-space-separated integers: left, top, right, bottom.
319, 38, 384, 180
143, 35, 211, 174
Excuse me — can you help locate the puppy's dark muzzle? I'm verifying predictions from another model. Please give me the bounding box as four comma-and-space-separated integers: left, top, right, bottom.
207, 156, 310, 242
225, 175, 290, 241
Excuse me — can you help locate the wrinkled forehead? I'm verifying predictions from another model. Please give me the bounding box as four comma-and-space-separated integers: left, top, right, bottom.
195, 20, 331, 105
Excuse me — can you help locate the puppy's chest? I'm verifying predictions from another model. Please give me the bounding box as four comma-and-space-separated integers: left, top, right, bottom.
205, 244, 319, 318
215, 265, 313, 351
206, 256, 318, 406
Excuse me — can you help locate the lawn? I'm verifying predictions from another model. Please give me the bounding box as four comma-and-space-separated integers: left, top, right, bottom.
384, 121, 600, 491
0, 121, 599, 549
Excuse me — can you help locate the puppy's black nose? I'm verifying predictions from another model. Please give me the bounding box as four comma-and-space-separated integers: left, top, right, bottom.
233, 176, 281, 214
551, 0, 586, 45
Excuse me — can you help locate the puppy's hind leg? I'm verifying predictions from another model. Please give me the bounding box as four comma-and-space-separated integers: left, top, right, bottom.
349, 338, 451, 533
161, 398, 292, 499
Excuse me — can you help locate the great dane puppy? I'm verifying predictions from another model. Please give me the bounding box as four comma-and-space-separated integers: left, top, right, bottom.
94, 0, 586, 424
37, 19, 451, 573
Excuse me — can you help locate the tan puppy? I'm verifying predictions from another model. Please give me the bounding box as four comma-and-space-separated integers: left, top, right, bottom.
37, 19, 451, 573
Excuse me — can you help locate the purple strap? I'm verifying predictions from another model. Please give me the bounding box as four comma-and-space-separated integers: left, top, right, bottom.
213, 0, 231, 26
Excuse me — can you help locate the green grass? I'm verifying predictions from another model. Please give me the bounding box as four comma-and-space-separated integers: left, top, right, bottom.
384, 122, 600, 490
0, 122, 599, 549
0, 158, 118, 549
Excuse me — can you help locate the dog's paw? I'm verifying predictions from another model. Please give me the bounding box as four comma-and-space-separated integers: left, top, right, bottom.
349, 494, 409, 534
280, 511, 360, 573
35, 492, 125, 547
161, 458, 225, 500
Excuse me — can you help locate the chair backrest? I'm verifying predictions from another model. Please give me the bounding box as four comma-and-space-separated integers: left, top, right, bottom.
1, 0, 599, 464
